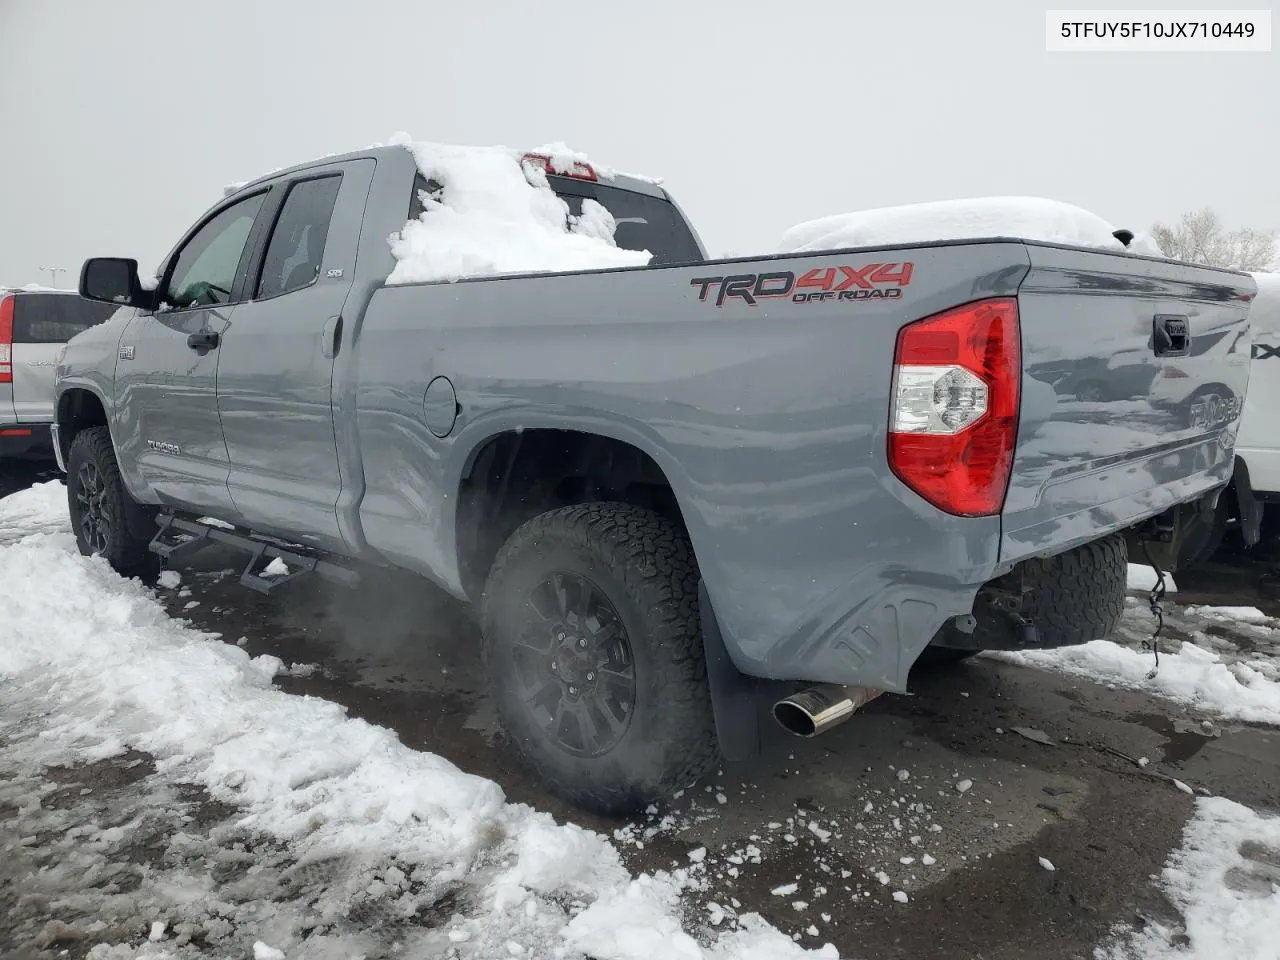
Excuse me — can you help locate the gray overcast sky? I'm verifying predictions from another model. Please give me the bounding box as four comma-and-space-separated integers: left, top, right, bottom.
0, 0, 1275, 285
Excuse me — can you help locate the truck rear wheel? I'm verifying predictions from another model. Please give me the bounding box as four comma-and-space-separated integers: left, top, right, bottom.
66, 427, 157, 578
934, 534, 1128, 653
480, 502, 718, 814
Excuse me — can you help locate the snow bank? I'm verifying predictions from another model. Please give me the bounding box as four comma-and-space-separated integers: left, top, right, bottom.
0, 481, 832, 960
1102, 797, 1280, 959
385, 132, 651, 284
0, 479, 68, 545
989, 636, 1280, 726
779, 196, 1157, 257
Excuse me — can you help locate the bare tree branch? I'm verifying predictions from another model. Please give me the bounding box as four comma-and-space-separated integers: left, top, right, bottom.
1151, 208, 1278, 270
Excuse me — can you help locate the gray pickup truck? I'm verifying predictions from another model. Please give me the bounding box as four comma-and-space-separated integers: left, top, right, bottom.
53, 143, 1256, 812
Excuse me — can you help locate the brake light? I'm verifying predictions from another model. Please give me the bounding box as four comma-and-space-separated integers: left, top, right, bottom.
0, 294, 13, 384
520, 152, 598, 182
1163, 365, 1190, 378
888, 297, 1021, 517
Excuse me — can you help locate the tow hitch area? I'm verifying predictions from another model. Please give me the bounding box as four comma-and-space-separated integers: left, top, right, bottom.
148, 513, 360, 594
1138, 540, 1169, 680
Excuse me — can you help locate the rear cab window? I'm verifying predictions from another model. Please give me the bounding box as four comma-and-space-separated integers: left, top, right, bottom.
549, 178, 703, 266
12, 294, 118, 343
407, 173, 703, 267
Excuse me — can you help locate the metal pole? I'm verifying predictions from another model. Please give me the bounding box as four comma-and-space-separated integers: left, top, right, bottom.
37, 266, 69, 288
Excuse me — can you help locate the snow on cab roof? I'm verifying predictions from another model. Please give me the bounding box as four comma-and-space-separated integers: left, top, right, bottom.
384, 133, 652, 285
778, 196, 1164, 257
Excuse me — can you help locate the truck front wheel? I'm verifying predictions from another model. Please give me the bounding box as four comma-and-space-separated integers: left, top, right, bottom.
66, 426, 157, 577
480, 503, 719, 814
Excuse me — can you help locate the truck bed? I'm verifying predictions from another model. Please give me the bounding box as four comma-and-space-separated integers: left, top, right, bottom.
347, 238, 1253, 691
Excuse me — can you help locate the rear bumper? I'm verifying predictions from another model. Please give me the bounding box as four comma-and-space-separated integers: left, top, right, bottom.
0, 422, 54, 461
697, 508, 1002, 695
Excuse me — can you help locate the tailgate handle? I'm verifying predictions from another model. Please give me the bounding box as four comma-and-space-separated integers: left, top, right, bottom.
1153, 314, 1189, 358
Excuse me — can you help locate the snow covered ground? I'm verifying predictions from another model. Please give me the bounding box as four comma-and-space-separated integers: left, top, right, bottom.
988, 576, 1280, 727
1101, 797, 1280, 959
2, 478, 1278, 960
0, 481, 830, 960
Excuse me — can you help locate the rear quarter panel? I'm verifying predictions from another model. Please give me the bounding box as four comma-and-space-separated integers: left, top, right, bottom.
353, 242, 1032, 690
1004, 246, 1254, 562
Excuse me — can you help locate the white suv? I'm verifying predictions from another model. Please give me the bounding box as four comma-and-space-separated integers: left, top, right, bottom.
1178, 271, 1280, 567
1, 288, 117, 460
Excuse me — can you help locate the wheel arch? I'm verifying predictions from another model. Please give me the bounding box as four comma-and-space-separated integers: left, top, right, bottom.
54, 384, 111, 467
448, 412, 706, 601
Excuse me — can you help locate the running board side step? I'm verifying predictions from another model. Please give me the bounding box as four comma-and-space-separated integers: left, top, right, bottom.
148, 513, 360, 594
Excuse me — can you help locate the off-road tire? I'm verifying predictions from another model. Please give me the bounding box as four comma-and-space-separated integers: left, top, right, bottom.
66, 427, 158, 577
1022, 534, 1129, 646
480, 503, 719, 814
936, 534, 1128, 652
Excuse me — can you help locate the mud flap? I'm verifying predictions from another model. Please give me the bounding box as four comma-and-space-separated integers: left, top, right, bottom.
1233, 456, 1263, 548
700, 580, 764, 762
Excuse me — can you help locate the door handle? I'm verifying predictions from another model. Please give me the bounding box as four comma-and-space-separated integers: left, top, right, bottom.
321, 315, 343, 359
187, 330, 220, 353
1153, 314, 1190, 358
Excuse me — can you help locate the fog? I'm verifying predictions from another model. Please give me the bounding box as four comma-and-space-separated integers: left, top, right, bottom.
0, 0, 1275, 285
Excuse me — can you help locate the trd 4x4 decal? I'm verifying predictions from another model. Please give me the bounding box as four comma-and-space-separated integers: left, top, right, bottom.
1253, 342, 1279, 360
690, 263, 914, 307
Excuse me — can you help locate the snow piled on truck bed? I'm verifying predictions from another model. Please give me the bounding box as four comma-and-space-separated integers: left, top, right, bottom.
385, 133, 651, 284
0, 481, 832, 960
779, 196, 1165, 257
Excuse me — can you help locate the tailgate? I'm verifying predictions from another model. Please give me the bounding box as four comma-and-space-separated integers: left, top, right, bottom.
1001, 245, 1255, 563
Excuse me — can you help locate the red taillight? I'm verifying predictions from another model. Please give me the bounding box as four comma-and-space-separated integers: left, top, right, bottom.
520, 152, 598, 182
1163, 365, 1190, 378
888, 297, 1021, 517
0, 294, 13, 384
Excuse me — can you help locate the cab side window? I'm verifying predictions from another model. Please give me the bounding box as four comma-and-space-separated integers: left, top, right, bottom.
164, 192, 267, 310
256, 175, 342, 299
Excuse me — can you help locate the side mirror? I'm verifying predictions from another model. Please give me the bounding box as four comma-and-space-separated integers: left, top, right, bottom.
79, 257, 150, 308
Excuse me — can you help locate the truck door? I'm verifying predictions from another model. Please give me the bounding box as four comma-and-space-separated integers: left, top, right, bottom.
114, 189, 269, 515
215, 158, 374, 552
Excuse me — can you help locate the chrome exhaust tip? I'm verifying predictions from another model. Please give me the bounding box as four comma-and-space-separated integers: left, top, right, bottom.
772, 684, 884, 737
